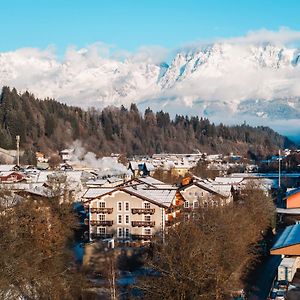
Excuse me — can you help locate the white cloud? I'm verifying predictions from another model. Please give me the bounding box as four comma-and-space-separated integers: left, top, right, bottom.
1, 28, 300, 136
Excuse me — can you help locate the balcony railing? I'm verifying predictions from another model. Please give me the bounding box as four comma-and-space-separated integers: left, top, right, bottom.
132, 208, 155, 215
132, 221, 155, 227
90, 207, 113, 214
90, 220, 113, 226
91, 233, 113, 239
131, 234, 153, 240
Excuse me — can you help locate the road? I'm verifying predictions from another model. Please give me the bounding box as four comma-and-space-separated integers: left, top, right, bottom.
248, 254, 282, 300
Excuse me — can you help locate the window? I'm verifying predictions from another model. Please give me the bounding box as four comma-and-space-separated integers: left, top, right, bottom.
144, 228, 152, 235
144, 202, 150, 209
124, 228, 130, 238
117, 214, 122, 224
193, 201, 199, 209
124, 214, 130, 224
117, 202, 122, 211
98, 201, 105, 208
184, 201, 189, 208
144, 215, 151, 222
125, 202, 130, 211
97, 227, 106, 235
98, 214, 105, 221
117, 227, 123, 238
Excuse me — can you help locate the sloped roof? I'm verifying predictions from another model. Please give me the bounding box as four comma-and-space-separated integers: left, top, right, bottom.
180, 180, 229, 198
82, 188, 115, 199
137, 176, 166, 186
82, 185, 176, 208
144, 163, 155, 171
0, 165, 18, 172
123, 187, 176, 207
86, 179, 107, 186
271, 224, 300, 251
129, 162, 140, 170
24, 186, 55, 198
286, 187, 300, 198
214, 177, 244, 185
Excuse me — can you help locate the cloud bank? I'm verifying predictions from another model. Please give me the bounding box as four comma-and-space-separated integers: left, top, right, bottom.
1, 28, 300, 137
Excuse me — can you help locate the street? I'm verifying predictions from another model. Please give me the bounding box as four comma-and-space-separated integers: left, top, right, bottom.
248, 255, 282, 300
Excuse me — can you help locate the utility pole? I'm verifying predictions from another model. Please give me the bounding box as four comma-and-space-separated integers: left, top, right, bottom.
16, 135, 20, 166
278, 149, 281, 189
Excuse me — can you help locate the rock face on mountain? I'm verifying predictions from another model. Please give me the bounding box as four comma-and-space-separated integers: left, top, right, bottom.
1, 43, 300, 121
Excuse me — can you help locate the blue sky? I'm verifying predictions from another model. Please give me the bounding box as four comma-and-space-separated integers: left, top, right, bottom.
1, 0, 300, 54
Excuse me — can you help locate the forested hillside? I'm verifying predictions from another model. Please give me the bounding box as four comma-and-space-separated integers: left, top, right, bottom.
0, 86, 294, 160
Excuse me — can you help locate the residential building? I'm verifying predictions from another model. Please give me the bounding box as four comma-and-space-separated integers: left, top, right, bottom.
82, 178, 177, 244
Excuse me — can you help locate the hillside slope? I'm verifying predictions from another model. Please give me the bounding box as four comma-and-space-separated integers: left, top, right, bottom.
0, 87, 294, 161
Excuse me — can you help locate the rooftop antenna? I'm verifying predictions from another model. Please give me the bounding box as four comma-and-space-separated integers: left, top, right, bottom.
16, 135, 20, 166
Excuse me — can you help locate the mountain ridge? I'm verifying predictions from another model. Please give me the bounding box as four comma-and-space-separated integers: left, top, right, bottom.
1, 42, 300, 125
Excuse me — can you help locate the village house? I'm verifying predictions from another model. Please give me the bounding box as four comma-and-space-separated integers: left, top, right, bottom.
82, 177, 178, 244
179, 177, 233, 210
0, 171, 26, 183
60, 149, 74, 163
284, 187, 300, 209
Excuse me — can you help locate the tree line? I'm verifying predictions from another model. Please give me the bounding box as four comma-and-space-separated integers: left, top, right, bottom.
0, 86, 294, 162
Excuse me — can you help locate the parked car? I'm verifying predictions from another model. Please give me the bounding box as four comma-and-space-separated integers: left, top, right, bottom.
267, 291, 277, 300
274, 280, 289, 291
275, 289, 286, 300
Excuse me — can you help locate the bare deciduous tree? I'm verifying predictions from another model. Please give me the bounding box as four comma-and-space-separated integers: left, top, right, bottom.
138, 184, 275, 300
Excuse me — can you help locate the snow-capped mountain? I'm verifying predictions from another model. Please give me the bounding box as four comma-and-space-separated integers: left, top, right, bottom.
1, 43, 300, 123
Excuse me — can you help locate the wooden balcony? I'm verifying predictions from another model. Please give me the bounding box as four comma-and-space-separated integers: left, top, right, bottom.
131, 234, 153, 240
131, 221, 155, 227
131, 208, 155, 214
90, 207, 113, 214
90, 220, 113, 226
91, 233, 113, 239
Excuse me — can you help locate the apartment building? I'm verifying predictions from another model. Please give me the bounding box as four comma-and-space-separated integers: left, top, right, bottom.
82, 180, 177, 244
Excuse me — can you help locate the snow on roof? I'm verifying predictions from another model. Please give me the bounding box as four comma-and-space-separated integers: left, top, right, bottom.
0, 171, 23, 177
35, 171, 55, 183
24, 186, 55, 198
276, 208, 300, 215
144, 162, 155, 171
137, 176, 166, 186
83, 188, 115, 199
194, 180, 228, 198
64, 171, 83, 182
0, 165, 18, 172
212, 184, 232, 197
107, 176, 123, 183
214, 177, 244, 185
124, 187, 176, 207
86, 179, 107, 186
34, 170, 83, 183
129, 162, 140, 170
271, 224, 300, 251
0, 182, 44, 191
61, 148, 74, 153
